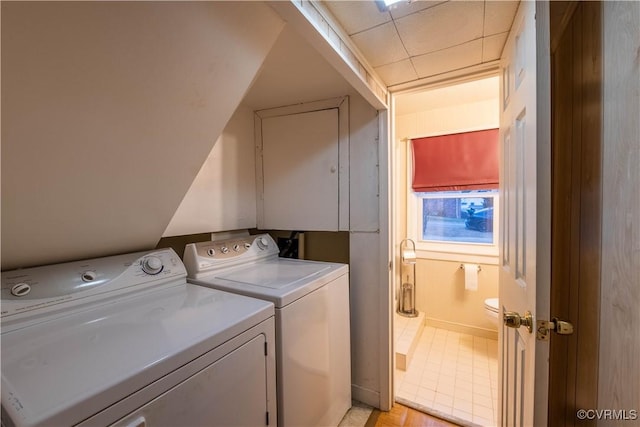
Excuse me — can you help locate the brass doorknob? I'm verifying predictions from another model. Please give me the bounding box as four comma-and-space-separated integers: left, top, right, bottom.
503, 311, 533, 333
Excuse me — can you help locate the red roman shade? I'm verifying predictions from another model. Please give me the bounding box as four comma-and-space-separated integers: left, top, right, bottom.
411, 128, 499, 192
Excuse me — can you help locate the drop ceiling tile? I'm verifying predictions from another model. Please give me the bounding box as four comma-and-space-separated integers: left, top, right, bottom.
324, 1, 391, 35
484, 1, 519, 36
412, 39, 483, 78
375, 59, 419, 86
395, 1, 484, 56
389, 0, 447, 20
351, 22, 409, 67
482, 32, 508, 61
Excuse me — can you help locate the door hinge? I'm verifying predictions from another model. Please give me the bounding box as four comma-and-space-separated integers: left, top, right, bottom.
536, 318, 574, 341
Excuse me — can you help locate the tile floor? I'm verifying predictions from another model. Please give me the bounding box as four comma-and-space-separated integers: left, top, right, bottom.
395, 327, 499, 426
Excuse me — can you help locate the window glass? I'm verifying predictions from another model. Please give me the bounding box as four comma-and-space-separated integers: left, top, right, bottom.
418, 190, 498, 244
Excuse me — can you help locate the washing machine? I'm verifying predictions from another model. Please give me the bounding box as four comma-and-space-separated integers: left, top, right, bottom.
1, 248, 277, 427
184, 234, 351, 427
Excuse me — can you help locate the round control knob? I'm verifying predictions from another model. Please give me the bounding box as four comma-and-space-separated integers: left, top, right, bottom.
207, 248, 216, 257
81, 271, 97, 282
233, 244, 241, 252
11, 283, 31, 297
257, 237, 270, 250
221, 246, 230, 254
141, 256, 163, 275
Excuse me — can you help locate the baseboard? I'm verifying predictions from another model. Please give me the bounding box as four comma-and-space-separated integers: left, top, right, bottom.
352, 384, 380, 409
425, 317, 498, 340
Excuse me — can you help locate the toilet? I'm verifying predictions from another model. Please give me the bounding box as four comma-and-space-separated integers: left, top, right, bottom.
484, 298, 500, 326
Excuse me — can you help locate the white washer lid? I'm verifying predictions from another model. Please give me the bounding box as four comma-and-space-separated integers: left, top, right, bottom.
189, 258, 348, 307
1, 284, 273, 427
219, 261, 331, 289
484, 297, 499, 312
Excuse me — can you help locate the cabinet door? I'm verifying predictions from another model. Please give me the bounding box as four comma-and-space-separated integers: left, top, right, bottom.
260, 108, 340, 231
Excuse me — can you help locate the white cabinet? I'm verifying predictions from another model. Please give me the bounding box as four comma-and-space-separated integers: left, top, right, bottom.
256, 97, 349, 231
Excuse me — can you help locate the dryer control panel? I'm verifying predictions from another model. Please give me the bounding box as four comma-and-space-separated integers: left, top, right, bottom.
183, 234, 279, 279
1, 248, 186, 325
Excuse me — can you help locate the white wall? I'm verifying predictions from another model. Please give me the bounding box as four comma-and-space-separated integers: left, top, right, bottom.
163, 105, 257, 237
1, 2, 283, 270
394, 77, 500, 336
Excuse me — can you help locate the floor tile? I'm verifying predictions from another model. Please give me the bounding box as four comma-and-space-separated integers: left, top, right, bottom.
452, 408, 473, 421
473, 403, 495, 419
416, 387, 436, 403
454, 388, 473, 402
474, 385, 493, 398
474, 393, 494, 409
431, 402, 453, 416
452, 398, 473, 414
395, 327, 498, 427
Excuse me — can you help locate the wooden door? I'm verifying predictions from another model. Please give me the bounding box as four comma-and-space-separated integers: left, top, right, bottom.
499, 1, 550, 425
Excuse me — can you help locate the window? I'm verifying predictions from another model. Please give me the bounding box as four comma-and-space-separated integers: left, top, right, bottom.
407, 129, 500, 261
419, 189, 498, 242
409, 190, 499, 259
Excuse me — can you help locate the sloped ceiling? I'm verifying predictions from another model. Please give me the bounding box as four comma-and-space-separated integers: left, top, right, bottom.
1, 2, 284, 270
323, 0, 519, 87
241, 25, 354, 111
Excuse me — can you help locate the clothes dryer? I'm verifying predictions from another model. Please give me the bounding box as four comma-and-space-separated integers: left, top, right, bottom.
184, 234, 351, 427
1, 248, 276, 427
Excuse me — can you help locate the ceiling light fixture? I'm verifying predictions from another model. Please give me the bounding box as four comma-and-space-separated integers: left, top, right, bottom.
375, 0, 410, 12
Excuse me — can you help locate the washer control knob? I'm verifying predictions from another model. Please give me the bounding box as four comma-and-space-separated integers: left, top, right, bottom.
221, 246, 230, 254
141, 256, 163, 275
233, 244, 241, 252
11, 283, 31, 297
257, 237, 270, 250
207, 248, 216, 257
81, 271, 97, 282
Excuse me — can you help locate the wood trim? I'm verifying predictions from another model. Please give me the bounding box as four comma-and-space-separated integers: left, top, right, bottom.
550, 1, 580, 53
255, 96, 346, 119
549, 2, 602, 425
255, 112, 265, 229
389, 61, 500, 94
534, 2, 553, 424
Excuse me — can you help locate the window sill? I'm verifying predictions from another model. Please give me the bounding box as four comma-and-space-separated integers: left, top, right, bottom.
415, 249, 499, 265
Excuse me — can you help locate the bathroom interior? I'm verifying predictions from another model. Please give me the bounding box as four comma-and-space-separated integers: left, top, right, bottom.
392, 75, 501, 427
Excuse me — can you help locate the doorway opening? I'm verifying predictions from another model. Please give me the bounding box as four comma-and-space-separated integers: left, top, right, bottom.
391, 75, 501, 426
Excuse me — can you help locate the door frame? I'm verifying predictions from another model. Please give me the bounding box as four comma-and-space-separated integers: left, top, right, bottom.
387, 65, 501, 405
532, 1, 552, 425
548, 2, 603, 424
385, 2, 552, 422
